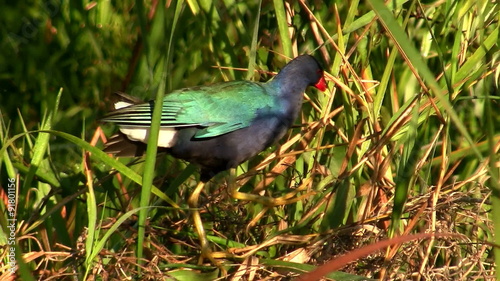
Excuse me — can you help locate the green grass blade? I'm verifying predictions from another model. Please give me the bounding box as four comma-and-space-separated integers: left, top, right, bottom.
485, 79, 500, 280
83, 161, 98, 279
85, 206, 156, 273
273, 0, 293, 57
0, 116, 17, 180
262, 259, 373, 280
389, 102, 421, 237
453, 27, 499, 87
137, 0, 184, 268
15, 245, 36, 281
368, 0, 483, 159
246, 0, 262, 81
22, 88, 62, 190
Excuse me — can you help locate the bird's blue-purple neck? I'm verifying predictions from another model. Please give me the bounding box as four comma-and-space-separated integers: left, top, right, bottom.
265, 55, 324, 99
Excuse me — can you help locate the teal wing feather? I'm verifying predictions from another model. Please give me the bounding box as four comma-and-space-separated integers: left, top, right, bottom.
103, 81, 276, 139
168, 81, 275, 138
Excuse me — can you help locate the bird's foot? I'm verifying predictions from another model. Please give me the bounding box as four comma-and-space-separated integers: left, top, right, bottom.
191, 209, 228, 275
231, 189, 316, 207
188, 181, 227, 274
230, 170, 315, 207
198, 240, 227, 275
231, 185, 315, 233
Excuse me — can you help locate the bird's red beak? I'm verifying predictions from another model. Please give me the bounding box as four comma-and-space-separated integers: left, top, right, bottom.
314, 75, 327, 92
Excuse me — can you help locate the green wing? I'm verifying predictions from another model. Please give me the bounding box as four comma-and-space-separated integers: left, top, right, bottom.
103, 81, 275, 139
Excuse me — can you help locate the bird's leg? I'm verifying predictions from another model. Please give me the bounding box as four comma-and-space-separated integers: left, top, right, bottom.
187, 181, 225, 271
229, 169, 315, 206
229, 169, 316, 231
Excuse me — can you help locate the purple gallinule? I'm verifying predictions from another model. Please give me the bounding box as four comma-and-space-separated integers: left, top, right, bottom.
102, 54, 327, 265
